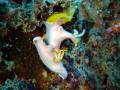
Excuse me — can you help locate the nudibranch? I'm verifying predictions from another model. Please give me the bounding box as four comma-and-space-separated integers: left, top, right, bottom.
44, 19, 73, 51
44, 19, 86, 50
33, 5, 86, 80
33, 37, 68, 79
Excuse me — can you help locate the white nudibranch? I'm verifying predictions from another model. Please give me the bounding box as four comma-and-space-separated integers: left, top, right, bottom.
33, 17, 85, 80
33, 37, 68, 79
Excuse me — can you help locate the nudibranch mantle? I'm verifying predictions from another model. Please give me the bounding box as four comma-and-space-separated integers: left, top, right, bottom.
44, 19, 73, 51
33, 37, 68, 79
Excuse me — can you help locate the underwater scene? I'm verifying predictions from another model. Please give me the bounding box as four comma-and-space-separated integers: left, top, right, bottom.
0, 0, 120, 90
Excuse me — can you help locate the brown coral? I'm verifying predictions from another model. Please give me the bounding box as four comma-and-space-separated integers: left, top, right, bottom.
0, 27, 57, 89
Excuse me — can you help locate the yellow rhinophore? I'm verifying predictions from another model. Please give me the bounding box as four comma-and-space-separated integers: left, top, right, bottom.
46, 6, 77, 24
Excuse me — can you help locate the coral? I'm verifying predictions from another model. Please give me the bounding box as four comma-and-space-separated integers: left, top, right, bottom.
0, 1, 9, 16
109, 20, 120, 35
0, 76, 33, 90
78, 0, 120, 30
44, 0, 63, 4
0, 28, 57, 89
0, 51, 15, 72
83, 28, 120, 89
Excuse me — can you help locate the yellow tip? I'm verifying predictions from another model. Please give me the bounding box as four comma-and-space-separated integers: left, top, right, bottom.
46, 6, 77, 24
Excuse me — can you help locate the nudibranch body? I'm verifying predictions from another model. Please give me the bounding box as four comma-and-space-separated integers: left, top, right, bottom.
33, 37, 68, 79
44, 19, 73, 51
33, 5, 86, 80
